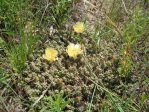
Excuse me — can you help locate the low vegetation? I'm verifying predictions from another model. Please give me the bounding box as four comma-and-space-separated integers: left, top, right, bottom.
0, 0, 149, 112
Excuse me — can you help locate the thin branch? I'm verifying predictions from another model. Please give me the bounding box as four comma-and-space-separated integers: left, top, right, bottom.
31, 84, 51, 108
0, 97, 10, 112
121, 0, 129, 14
39, 0, 51, 25
105, 15, 123, 38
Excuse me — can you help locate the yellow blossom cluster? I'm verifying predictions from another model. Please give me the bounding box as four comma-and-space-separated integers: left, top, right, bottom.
43, 43, 83, 62
43, 22, 84, 62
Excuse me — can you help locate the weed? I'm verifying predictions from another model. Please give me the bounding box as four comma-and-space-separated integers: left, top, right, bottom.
0, 37, 5, 47
101, 94, 138, 112
5, 29, 39, 73
92, 23, 115, 46
87, 85, 97, 112
118, 9, 149, 75
1, 0, 40, 73
40, 92, 70, 112
47, 0, 74, 29
0, 68, 7, 84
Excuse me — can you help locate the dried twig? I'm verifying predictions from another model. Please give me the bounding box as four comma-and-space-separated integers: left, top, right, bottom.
31, 84, 51, 108
39, 0, 51, 25
105, 15, 123, 38
121, 0, 129, 14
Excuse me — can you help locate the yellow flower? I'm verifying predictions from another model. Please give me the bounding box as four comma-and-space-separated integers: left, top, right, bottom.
73, 22, 84, 33
43, 48, 58, 62
66, 43, 82, 59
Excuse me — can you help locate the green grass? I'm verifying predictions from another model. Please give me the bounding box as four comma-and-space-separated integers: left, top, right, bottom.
1, 0, 38, 72
6, 29, 39, 73
49, 0, 74, 29
0, 68, 7, 83
31, 92, 70, 112
43, 92, 70, 112
118, 9, 149, 76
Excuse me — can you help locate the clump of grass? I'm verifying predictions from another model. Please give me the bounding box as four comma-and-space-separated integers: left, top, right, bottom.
44, 93, 69, 112
0, 68, 7, 84
5, 25, 39, 73
1, 0, 40, 73
100, 93, 139, 112
92, 22, 115, 46
36, 92, 70, 112
118, 9, 149, 76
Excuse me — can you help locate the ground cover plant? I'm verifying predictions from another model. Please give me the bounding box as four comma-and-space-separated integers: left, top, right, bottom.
0, 0, 149, 112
